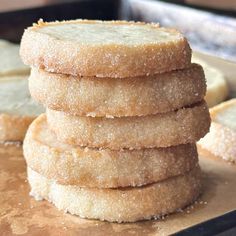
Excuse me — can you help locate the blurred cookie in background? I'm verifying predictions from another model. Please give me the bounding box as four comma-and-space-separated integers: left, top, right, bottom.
198, 99, 236, 163
0, 39, 29, 77
192, 56, 229, 108
0, 39, 39, 142
0, 76, 44, 142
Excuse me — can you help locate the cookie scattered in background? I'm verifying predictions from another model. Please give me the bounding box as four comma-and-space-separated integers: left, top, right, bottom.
0, 41, 29, 76
0, 76, 44, 142
198, 99, 236, 163
192, 56, 229, 107
0, 39, 44, 142
0, 39, 11, 47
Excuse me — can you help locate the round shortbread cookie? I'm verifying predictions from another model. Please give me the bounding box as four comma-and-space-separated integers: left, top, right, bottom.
192, 56, 228, 107
198, 99, 236, 163
47, 101, 210, 149
20, 19, 191, 78
0, 76, 44, 142
28, 166, 201, 223
29, 64, 206, 117
23, 114, 198, 188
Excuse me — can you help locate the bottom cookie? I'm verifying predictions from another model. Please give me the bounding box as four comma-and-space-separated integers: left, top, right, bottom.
28, 166, 202, 223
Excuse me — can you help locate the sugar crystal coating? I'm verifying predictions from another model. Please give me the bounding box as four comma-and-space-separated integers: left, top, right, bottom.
46, 101, 210, 149
20, 20, 191, 78
28, 166, 201, 222
24, 114, 199, 188
29, 64, 206, 117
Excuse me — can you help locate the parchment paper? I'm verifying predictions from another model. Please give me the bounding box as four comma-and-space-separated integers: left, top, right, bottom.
0, 144, 236, 236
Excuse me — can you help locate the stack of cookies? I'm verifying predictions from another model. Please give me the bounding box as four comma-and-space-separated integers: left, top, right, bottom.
20, 20, 210, 223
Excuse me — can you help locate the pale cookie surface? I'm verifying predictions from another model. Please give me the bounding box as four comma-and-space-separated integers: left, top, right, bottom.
20, 20, 191, 78
0, 76, 44, 141
198, 99, 236, 162
0, 42, 29, 76
47, 101, 210, 149
28, 166, 201, 223
24, 114, 198, 188
192, 56, 228, 107
0, 39, 11, 47
30, 64, 206, 117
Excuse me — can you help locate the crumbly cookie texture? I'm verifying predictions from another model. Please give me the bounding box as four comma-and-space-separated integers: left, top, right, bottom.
29, 64, 206, 117
20, 19, 191, 78
198, 99, 236, 163
28, 166, 201, 223
47, 101, 210, 149
24, 114, 199, 188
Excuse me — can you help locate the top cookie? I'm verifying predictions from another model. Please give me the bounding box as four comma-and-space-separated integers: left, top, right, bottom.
20, 20, 191, 78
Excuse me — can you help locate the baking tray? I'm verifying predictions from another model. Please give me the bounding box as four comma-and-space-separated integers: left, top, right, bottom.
0, 1, 236, 235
